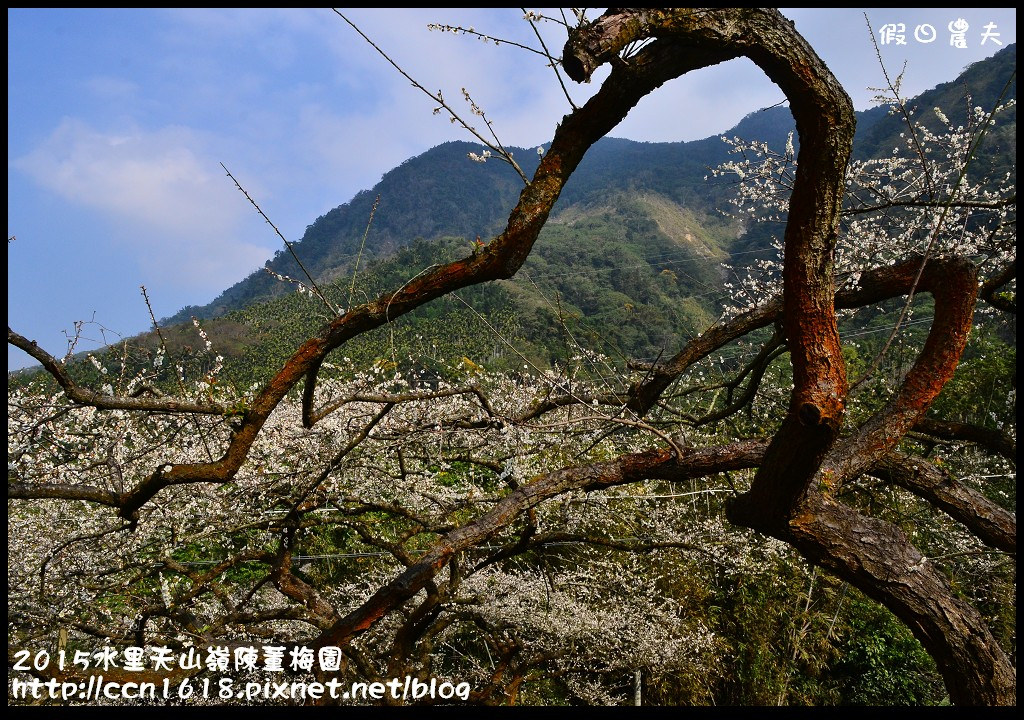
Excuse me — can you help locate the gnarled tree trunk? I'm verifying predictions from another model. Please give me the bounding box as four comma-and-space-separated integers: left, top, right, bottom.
563, 8, 1014, 705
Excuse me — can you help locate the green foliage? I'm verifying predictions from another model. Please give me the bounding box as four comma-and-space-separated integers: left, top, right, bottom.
931, 324, 1016, 430
829, 597, 946, 705
710, 559, 947, 706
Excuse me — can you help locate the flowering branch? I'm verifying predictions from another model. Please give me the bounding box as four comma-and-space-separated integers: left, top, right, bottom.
7, 327, 231, 416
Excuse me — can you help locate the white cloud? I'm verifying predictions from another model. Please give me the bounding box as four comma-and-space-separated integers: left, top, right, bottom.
13, 119, 271, 293
84, 75, 140, 102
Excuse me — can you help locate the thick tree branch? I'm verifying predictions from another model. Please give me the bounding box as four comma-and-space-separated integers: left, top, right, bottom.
912, 416, 1016, 462
8, 481, 122, 507
868, 453, 1015, 553
107, 24, 740, 523
787, 492, 1015, 705
314, 439, 765, 648
270, 546, 341, 630
979, 259, 1016, 314
821, 257, 978, 486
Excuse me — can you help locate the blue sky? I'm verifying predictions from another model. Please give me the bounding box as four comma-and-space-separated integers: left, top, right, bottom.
7, 8, 1016, 369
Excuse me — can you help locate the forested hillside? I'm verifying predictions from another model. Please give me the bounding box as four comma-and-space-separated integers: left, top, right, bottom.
155, 43, 1014, 349
66, 43, 1002, 391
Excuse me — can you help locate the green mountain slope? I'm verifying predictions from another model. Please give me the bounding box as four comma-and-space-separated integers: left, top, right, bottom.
145, 196, 735, 386
16, 45, 1012, 389
164, 45, 1014, 330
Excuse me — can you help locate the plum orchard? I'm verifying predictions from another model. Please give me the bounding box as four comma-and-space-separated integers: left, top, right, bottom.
8, 9, 1016, 705
9, 365, 781, 704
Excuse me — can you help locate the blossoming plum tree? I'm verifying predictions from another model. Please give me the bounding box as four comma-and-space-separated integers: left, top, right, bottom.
8, 8, 1016, 705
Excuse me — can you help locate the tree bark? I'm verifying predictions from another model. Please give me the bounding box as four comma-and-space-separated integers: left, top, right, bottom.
787, 492, 1016, 705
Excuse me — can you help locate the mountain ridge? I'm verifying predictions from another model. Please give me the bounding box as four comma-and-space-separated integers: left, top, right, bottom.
162, 43, 1015, 328
11, 45, 1011, 385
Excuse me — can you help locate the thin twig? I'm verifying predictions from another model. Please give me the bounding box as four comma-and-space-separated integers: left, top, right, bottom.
140, 286, 215, 462
521, 8, 578, 110
451, 291, 609, 418
220, 163, 338, 315
334, 9, 529, 184
864, 14, 935, 199
460, 87, 527, 180
349, 194, 381, 310
427, 22, 552, 58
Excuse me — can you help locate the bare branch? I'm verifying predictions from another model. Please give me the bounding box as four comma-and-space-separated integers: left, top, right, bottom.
221, 162, 338, 315
8, 327, 232, 416
335, 10, 529, 184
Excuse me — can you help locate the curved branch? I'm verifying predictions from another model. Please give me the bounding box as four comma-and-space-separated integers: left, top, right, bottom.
867, 453, 1015, 553
787, 492, 1015, 706
626, 255, 1015, 420
691, 333, 788, 427
912, 417, 1016, 462
822, 257, 978, 486
8, 328, 231, 416
979, 259, 1016, 314
314, 439, 766, 648
566, 12, 856, 480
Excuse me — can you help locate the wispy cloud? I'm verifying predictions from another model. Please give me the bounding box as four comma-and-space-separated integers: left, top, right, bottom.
83, 75, 140, 102
13, 119, 270, 292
